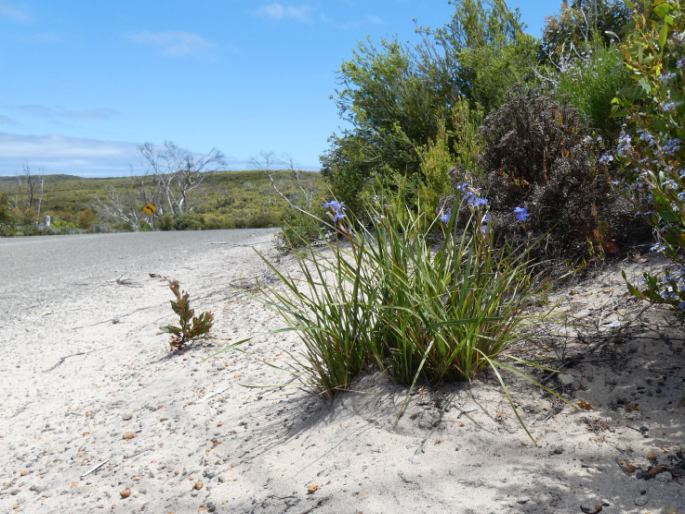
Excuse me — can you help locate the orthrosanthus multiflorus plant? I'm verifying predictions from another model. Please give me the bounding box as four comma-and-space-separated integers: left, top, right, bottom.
614, 0, 685, 312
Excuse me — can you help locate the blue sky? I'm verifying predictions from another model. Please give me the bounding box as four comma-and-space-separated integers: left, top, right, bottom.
0, 0, 560, 177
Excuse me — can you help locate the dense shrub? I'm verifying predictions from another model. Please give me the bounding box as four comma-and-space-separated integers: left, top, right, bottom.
540, 0, 630, 65
478, 86, 638, 260
322, 0, 536, 209
277, 208, 323, 251
615, 0, 685, 310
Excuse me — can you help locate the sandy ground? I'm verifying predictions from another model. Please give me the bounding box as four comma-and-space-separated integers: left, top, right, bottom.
0, 230, 683, 514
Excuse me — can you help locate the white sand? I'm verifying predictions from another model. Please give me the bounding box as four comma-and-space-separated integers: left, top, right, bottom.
1, 231, 683, 513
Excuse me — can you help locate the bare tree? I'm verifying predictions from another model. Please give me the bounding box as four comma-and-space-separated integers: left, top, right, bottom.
95, 172, 156, 231
139, 141, 225, 216
15, 163, 45, 224
253, 151, 316, 211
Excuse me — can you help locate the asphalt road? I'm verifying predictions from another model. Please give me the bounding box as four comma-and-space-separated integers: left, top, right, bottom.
0, 228, 277, 323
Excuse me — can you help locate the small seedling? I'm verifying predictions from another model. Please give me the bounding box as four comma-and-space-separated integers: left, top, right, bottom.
161, 279, 214, 351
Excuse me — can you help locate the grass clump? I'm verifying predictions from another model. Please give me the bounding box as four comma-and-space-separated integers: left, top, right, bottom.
162, 279, 214, 352
261, 190, 539, 407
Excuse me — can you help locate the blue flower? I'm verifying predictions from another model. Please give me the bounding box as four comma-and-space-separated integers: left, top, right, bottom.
513, 206, 529, 222
663, 179, 678, 190
323, 200, 346, 221
679, 301, 685, 311
439, 208, 451, 224
598, 153, 614, 165
663, 101, 677, 113
639, 129, 657, 146
663, 138, 681, 155
323, 200, 342, 211
650, 242, 666, 253
660, 71, 677, 82
617, 132, 632, 157
456, 182, 470, 193
464, 191, 488, 208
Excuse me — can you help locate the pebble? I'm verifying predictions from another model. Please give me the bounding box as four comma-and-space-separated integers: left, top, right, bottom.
580, 500, 603, 514
557, 373, 575, 387
655, 471, 673, 482
206, 501, 217, 512
120, 488, 131, 499
634, 496, 648, 507
122, 413, 133, 421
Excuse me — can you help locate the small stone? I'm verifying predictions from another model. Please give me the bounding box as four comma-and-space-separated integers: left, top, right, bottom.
206, 502, 216, 513
551, 446, 564, 455
307, 483, 319, 494
120, 488, 131, 499
616, 459, 637, 474
19, 469, 28, 476
517, 497, 530, 504
122, 414, 133, 421
580, 500, 603, 514
122, 432, 135, 440
634, 496, 648, 507
557, 373, 575, 387
193, 480, 204, 491
646, 449, 658, 461
636, 470, 650, 480
655, 471, 673, 482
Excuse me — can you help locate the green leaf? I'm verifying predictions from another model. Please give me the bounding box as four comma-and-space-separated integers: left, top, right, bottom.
659, 24, 669, 49
654, 3, 672, 19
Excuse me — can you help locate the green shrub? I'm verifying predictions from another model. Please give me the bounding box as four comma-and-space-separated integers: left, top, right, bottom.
277, 208, 324, 251
161, 280, 214, 352
557, 46, 631, 138
173, 213, 204, 231
540, 0, 630, 63
322, 1, 536, 210
615, 0, 685, 311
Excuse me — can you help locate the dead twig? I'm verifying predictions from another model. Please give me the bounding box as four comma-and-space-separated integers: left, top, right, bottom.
79, 458, 110, 479
43, 351, 90, 373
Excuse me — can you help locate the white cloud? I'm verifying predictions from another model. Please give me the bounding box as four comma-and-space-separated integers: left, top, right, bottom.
254, 2, 313, 23
126, 30, 216, 57
3, 104, 119, 123
0, 115, 17, 126
0, 0, 32, 23
0, 132, 140, 176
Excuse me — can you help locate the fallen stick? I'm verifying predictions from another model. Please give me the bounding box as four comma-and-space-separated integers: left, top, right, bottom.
80, 458, 110, 479
43, 352, 88, 373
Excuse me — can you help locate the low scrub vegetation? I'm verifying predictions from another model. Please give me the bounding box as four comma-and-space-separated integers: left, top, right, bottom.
0, 170, 324, 236
262, 191, 540, 406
